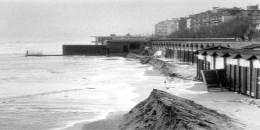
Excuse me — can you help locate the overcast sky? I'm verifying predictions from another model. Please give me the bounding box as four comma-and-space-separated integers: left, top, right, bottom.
0, 0, 259, 42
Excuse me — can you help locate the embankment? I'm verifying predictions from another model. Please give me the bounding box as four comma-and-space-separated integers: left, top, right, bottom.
81, 89, 241, 130
119, 89, 241, 130
127, 53, 177, 77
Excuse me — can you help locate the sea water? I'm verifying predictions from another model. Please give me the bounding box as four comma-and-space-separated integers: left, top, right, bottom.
0, 52, 162, 130
0, 42, 196, 130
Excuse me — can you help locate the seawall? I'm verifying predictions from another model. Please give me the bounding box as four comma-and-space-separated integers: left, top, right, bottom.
127, 53, 175, 76
63, 45, 107, 55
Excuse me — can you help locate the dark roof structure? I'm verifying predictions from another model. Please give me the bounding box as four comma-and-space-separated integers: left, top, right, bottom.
106, 39, 148, 43
197, 45, 260, 60
241, 44, 260, 49
151, 38, 236, 42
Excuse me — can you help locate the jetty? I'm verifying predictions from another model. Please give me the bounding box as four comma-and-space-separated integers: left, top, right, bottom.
25, 50, 63, 57
25, 54, 63, 57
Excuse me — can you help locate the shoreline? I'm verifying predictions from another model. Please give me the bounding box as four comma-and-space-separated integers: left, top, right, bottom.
62, 54, 167, 130
61, 112, 126, 130
62, 53, 260, 130
63, 53, 192, 130
0, 55, 154, 130
61, 53, 205, 130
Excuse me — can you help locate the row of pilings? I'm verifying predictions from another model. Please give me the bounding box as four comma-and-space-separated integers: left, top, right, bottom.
150, 40, 236, 64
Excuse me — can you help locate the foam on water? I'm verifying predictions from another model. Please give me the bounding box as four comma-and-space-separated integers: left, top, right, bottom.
0, 54, 150, 130
51, 112, 109, 130
0, 42, 197, 130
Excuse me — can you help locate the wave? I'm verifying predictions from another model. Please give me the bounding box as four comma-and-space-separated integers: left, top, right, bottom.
0, 88, 94, 101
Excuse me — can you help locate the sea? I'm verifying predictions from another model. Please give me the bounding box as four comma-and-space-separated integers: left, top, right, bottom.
0, 41, 169, 130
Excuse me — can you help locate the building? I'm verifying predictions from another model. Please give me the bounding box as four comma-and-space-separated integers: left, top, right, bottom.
63, 37, 148, 56
105, 39, 148, 56
186, 18, 191, 29
196, 46, 260, 99
188, 5, 260, 31
239, 5, 260, 30
155, 19, 179, 37
178, 17, 188, 31
189, 7, 242, 30
93, 34, 149, 45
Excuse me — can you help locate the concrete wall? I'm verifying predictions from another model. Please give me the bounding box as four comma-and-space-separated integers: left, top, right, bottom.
63, 45, 107, 55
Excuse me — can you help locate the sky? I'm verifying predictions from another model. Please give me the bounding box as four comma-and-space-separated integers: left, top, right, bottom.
0, 0, 259, 42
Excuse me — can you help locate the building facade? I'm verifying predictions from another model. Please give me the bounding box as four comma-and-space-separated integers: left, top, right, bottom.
185, 5, 260, 31
240, 5, 260, 30
155, 19, 179, 37
178, 17, 188, 31
188, 7, 242, 31
93, 34, 149, 45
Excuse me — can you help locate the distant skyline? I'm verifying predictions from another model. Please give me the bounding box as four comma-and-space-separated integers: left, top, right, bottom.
0, 0, 259, 42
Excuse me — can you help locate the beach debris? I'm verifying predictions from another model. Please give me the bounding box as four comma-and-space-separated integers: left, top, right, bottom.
164, 80, 169, 90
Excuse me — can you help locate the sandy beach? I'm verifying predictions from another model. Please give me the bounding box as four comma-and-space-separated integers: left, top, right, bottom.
65, 56, 260, 130
62, 69, 166, 130
1, 0, 259, 129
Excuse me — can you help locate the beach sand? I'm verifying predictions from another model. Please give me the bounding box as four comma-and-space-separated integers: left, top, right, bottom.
62, 112, 124, 130
65, 57, 260, 130
81, 112, 124, 130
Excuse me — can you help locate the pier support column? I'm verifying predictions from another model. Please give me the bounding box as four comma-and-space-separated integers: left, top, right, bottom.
191, 46, 194, 64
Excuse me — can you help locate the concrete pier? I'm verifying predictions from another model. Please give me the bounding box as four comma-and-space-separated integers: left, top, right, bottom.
63, 39, 147, 56
63, 45, 107, 55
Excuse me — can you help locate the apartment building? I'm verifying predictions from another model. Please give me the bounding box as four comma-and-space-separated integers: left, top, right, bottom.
188, 7, 242, 30
183, 5, 260, 31
155, 19, 179, 37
